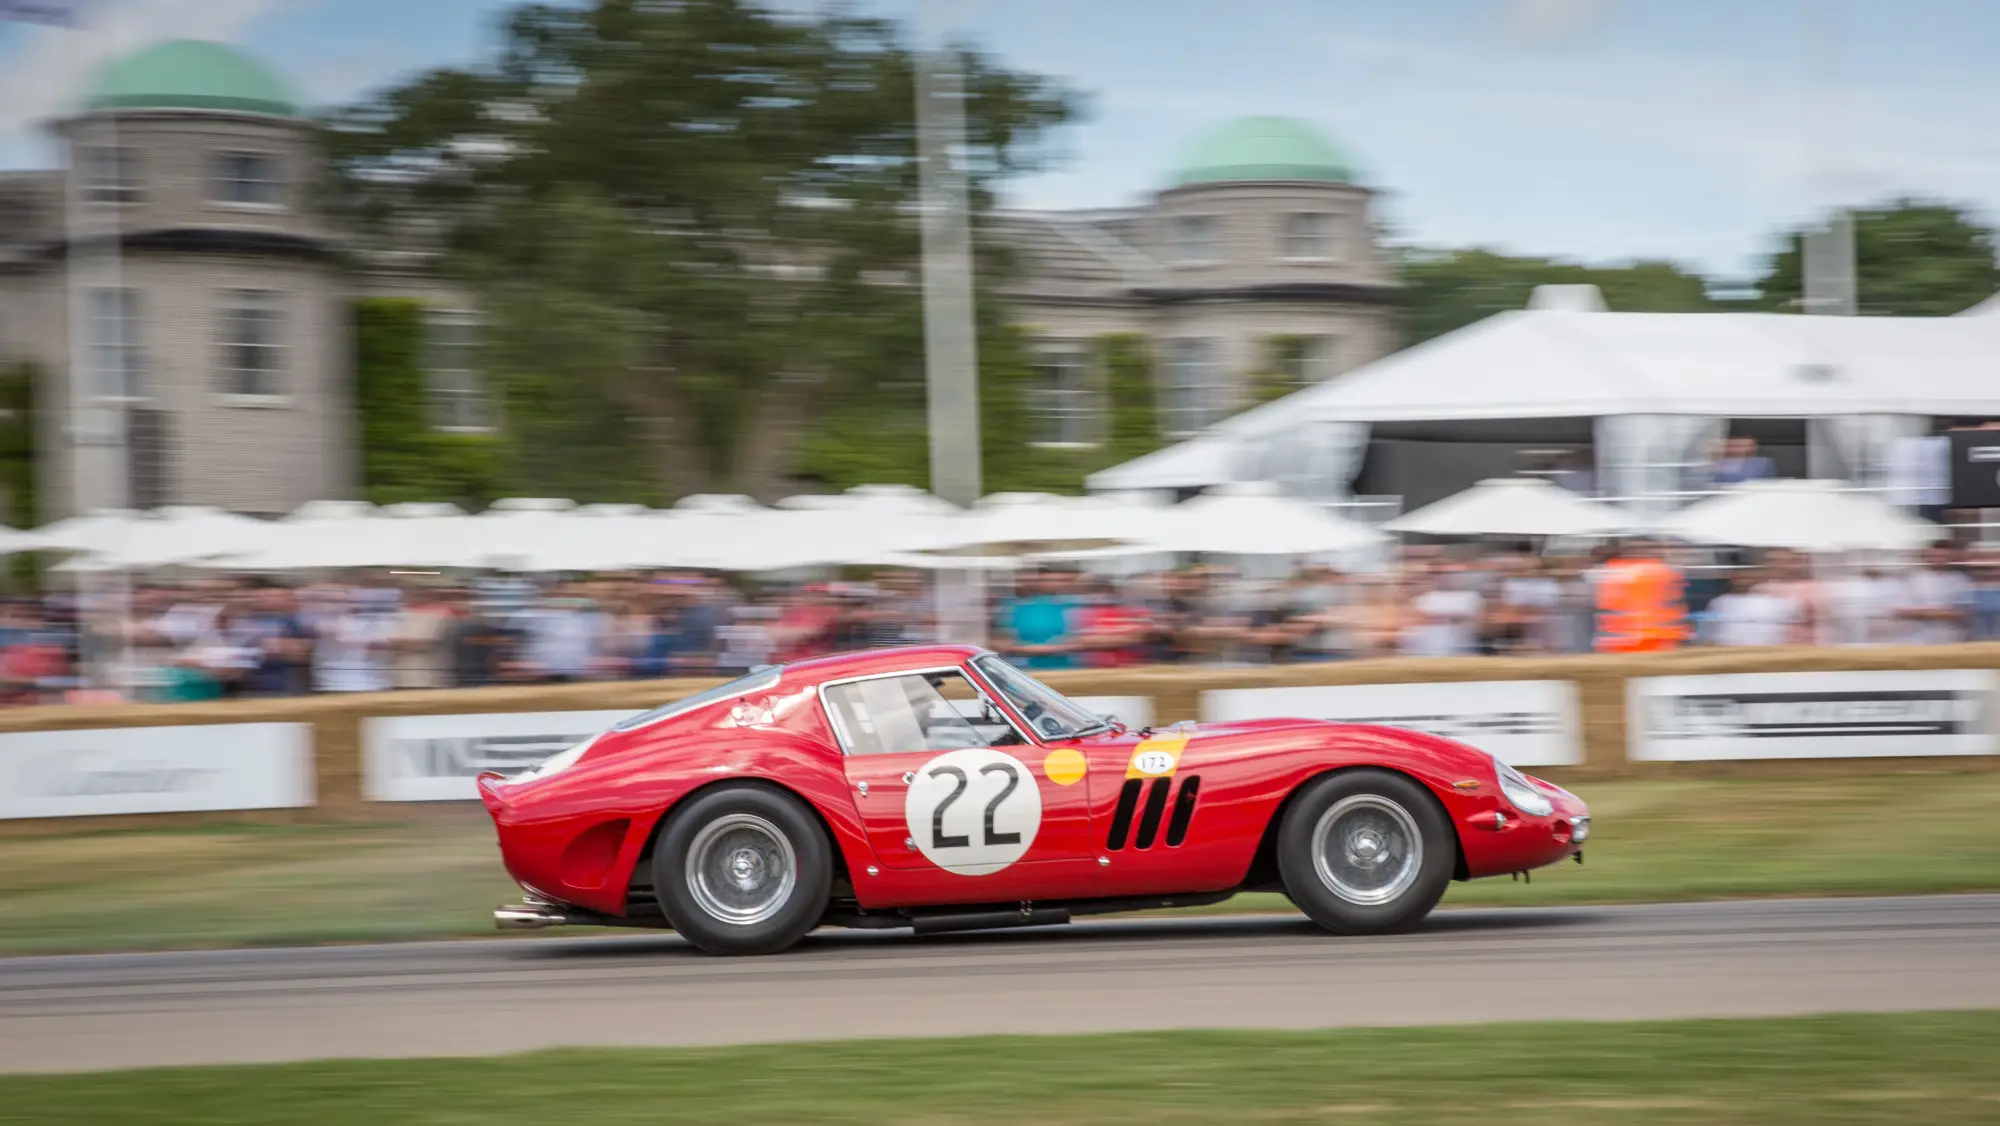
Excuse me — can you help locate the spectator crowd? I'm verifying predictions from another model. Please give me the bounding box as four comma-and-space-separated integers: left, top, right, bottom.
3, 534, 2000, 706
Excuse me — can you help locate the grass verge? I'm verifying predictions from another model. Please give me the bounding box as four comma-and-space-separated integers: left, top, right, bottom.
2, 1012, 1997, 1124
7, 773, 2000, 954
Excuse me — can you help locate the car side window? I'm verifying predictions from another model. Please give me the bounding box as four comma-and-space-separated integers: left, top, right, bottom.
823, 672, 1020, 756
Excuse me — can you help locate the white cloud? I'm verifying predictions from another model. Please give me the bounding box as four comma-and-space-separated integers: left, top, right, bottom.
0, 0, 286, 167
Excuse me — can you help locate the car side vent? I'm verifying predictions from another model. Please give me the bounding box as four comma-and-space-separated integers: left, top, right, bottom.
1133, 777, 1173, 850
1106, 778, 1143, 850
1165, 775, 1201, 847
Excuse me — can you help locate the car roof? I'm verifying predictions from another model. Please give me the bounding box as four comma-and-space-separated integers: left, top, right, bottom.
779, 643, 989, 684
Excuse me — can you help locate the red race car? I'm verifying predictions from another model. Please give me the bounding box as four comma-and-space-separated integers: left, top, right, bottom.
481, 645, 1589, 955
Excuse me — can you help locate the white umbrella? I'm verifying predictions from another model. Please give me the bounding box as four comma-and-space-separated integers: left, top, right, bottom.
519, 505, 685, 572
57, 506, 276, 570
1384, 477, 1632, 538
1141, 482, 1389, 556
777, 484, 958, 518
927, 492, 1158, 553
218, 500, 379, 570
23, 509, 139, 554
0, 524, 49, 557
1655, 478, 1944, 552
463, 497, 579, 570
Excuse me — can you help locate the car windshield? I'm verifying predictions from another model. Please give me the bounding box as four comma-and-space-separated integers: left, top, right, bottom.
610, 666, 782, 732
972, 654, 1108, 741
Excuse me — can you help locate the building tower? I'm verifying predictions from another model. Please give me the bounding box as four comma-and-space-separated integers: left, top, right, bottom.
35, 39, 352, 517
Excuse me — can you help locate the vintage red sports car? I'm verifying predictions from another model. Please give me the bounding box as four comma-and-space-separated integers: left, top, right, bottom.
480, 644, 1590, 955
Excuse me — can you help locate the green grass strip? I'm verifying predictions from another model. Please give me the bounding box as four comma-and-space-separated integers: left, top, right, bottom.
3, 1011, 1998, 1124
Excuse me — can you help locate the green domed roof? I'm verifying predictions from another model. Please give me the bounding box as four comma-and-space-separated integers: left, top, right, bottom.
1169, 116, 1353, 187
82, 40, 300, 118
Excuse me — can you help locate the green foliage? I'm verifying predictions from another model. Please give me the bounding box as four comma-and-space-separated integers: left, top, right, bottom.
0, 362, 37, 530
1249, 334, 1312, 404
1756, 198, 2000, 316
352, 299, 506, 508
793, 328, 1163, 497
1099, 333, 1160, 464
1397, 249, 1714, 346
323, 0, 1079, 501
0, 363, 37, 588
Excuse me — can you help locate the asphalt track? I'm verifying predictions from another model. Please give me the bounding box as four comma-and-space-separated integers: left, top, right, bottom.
2, 894, 1997, 1074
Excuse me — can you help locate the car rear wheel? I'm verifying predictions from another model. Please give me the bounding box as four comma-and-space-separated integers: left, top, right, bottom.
654, 784, 832, 955
1277, 770, 1454, 935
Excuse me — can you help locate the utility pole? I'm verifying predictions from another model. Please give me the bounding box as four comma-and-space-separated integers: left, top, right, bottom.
915, 49, 981, 510
915, 34, 985, 643
1800, 0, 1854, 318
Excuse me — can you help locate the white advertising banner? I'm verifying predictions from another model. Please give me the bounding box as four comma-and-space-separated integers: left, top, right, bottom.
1629, 670, 1999, 761
364, 710, 640, 802
1200, 680, 1583, 767
0, 723, 313, 820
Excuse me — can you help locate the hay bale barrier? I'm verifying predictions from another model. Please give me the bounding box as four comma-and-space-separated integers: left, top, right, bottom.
2, 645, 1998, 834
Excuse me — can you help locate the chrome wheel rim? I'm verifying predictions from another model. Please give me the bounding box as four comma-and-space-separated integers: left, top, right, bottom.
1311, 794, 1423, 906
686, 813, 797, 926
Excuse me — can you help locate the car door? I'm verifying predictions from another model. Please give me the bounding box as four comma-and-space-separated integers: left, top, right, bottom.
824, 666, 1098, 905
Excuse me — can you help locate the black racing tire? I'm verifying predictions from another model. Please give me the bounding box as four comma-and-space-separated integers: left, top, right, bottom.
1276, 769, 1454, 936
653, 784, 832, 956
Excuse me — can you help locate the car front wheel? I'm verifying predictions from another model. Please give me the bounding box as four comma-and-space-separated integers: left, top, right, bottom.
1277, 770, 1454, 935
653, 784, 832, 956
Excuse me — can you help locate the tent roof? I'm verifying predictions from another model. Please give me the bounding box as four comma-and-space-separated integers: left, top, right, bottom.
1089, 293, 2000, 492
1231, 308, 2000, 431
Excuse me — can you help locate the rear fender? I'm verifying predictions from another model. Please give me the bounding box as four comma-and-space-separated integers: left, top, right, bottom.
596, 741, 870, 919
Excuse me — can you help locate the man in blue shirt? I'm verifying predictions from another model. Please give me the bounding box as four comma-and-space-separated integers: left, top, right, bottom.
1708, 437, 1776, 486
1002, 567, 1077, 670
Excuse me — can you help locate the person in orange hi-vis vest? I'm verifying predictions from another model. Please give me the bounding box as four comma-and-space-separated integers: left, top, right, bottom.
1594, 538, 1690, 652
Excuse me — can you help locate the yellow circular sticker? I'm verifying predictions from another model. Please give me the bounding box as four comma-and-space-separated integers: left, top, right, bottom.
1042, 748, 1087, 787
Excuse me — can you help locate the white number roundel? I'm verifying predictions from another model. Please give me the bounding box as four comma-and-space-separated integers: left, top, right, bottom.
904, 748, 1041, 876
1132, 749, 1177, 776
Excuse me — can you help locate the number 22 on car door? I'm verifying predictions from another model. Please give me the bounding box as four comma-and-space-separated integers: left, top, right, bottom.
827, 673, 1095, 900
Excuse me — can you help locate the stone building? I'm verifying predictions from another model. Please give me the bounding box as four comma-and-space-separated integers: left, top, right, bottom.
995, 116, 1400, 446
0, 40, 474, 519
0, 40, 1396, 516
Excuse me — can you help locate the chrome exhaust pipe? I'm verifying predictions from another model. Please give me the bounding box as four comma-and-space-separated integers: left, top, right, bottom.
495, 902, 568, 930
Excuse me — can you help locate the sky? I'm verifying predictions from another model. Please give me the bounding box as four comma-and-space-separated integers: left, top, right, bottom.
4, 0, 1998, 280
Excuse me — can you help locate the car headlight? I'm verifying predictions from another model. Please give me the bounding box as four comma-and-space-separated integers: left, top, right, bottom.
508, 736, 597, 784
1494, 759, 1554, 817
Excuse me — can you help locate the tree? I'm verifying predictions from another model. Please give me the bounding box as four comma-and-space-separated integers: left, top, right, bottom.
352, 300, 512, 508
1756, 199, 2000, 317
1396, 248, 1715, 347
324, 0, 1077, 501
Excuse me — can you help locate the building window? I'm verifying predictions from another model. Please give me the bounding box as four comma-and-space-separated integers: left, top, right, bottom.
425, 310, 494, 431
1268, 335, 1337, 388
80, 146, 140, 204
1173, 215, 1219, 264
1161, 338, 1228, 436
85, 287, 143, 399
1027, 340, 1101, 447
1281, 212, 1337, 261
219, 290, 285, 396
213, 152, 282, 207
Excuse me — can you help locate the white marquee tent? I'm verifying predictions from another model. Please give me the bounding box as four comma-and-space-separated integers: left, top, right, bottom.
1088, 287, 2000, 513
